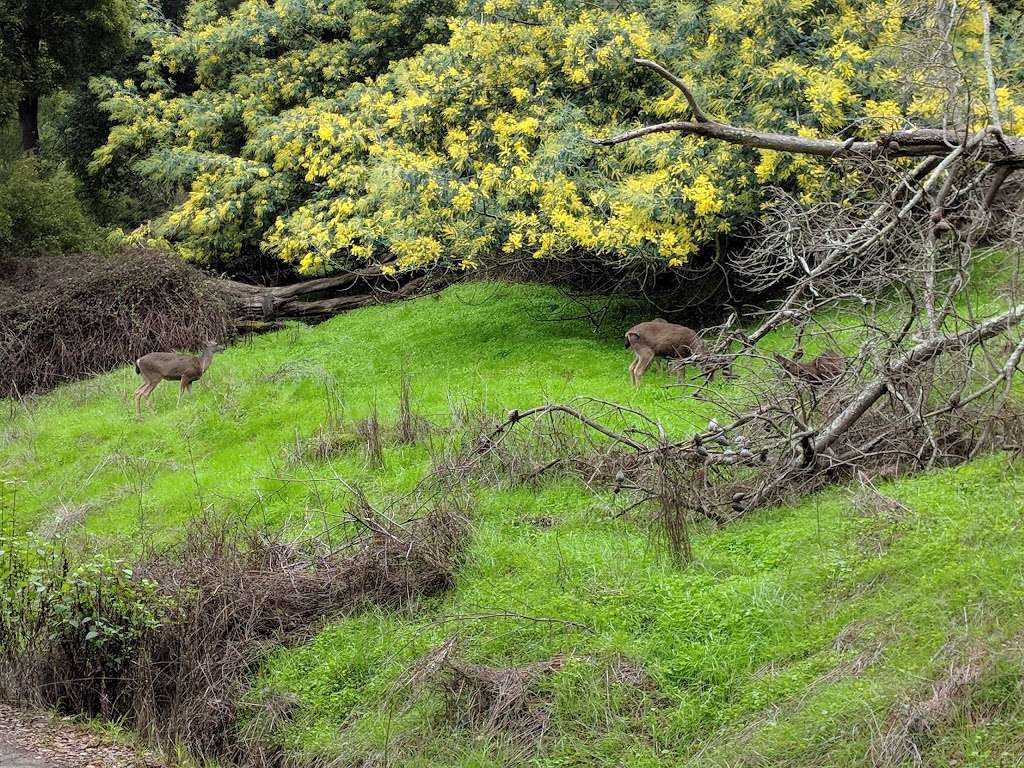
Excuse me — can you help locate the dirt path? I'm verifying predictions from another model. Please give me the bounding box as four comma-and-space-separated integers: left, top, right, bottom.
0, 705, 158, 768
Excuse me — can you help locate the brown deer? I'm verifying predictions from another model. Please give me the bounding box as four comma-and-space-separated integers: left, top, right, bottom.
133, 340, 224, 415
771, 350, 845, 385
625, 320, 729, 386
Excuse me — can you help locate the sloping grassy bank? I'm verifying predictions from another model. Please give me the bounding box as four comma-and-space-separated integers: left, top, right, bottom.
3, 281, 1023, 766
2, 283, 719, 538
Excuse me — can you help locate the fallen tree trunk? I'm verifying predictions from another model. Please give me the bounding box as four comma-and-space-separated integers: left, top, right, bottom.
731, 302, 1024, 512
212, 266, 439, 324
813, 303, 1024, 455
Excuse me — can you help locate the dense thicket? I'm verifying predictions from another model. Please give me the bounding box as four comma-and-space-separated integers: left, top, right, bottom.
93, 0, 1024, 279
0, 248, 229, 396
49, 0, 205, 228
0, 157, 104, 255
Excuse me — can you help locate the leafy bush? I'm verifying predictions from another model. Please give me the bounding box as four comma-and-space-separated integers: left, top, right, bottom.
92, 0, 1024, 277
0, 536, 168, 717
0, 157, 104, 256
51, 84, 173, 227
0, 504, 466, 763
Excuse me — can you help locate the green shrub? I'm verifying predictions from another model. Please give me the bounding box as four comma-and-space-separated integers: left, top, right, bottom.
0, 157, 104, 256
0, 535, 168, 716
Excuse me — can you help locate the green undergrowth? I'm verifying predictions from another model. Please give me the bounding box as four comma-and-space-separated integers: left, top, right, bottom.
258, 456, 1024, 766
3, 276, 1024, 766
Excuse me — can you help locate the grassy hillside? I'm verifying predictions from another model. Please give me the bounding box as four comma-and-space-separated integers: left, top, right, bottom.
2, 283, 720, 538
3, 281, 1024, 766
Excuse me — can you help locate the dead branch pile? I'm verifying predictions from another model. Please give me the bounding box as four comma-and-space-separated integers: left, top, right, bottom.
1, 499, 467, 765
400, 636, 565, 760
870, 651, 987, 767
570, 32, 1024, 559
450, 333, 1023, 560
0, 248, 230, 397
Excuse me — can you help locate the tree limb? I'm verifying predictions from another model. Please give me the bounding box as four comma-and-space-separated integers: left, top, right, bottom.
979, 0, 1003, 135
632, 57, 710, 122
485, 404, 648, 451
590, 60, 1024, 166
213, 269, 441, 323
812, 303, 1024, 455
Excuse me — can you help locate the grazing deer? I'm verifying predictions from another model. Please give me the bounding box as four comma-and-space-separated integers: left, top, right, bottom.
772, 350, 845, 385
625, 320, 729, 386
133, 340, 224, 415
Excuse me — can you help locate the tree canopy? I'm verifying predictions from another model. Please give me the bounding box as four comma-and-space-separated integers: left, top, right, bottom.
93, 0, 1024, 276
0, 0, 135, 151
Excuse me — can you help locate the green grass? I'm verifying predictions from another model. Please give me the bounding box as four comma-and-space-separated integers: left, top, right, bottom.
3, 280, 1024, 766
2, 283, 730, 538
251, 458, 1024, 767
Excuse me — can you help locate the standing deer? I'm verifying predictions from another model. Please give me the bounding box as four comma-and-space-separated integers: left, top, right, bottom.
133, 340, 224, 415
771, 350, 845, 385
625, 320, 729, 386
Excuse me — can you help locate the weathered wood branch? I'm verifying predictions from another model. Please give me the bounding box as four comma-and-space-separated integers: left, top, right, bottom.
984, 165, 1016, 208
486, 404, 648, 452
812, 303, 1024, 454
591, 60, 1024, 166
632, 58, 710, 123
212, 266, 437, 323
594, 119, 1024, 164
743, 149, 963, 345
732, 303, 1024, 513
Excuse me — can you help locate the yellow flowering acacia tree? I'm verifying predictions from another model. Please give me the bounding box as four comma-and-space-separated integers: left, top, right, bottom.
94, 0, 1023, 277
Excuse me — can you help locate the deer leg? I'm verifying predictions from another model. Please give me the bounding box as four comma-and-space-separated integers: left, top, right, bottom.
133, 381, 146, 416
630, 351, 648, 386
633, 349, 655, 386
141, 380, 160, 410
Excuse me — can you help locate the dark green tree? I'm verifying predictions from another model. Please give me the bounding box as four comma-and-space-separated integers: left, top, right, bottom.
0, 0, 134, 152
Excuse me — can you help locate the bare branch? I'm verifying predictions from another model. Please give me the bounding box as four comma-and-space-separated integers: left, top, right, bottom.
814, 303, 1024, 454
979, 0, 1002, 135
632, 57, 710, 122
486, 404, 649, 451
590, 60, 1024, 165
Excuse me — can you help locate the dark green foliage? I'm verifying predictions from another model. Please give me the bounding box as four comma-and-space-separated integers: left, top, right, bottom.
0, 156, 103, 255
48, 0, 192, 223
52, 83, 173, 226
0, 536, 167, 717
0, 0, 134, 151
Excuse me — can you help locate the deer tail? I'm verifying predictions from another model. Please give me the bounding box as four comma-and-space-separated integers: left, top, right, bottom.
134, 359, 141, 375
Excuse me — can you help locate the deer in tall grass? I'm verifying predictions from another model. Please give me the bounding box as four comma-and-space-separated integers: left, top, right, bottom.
625, 319, 731, 386
133, 340, 224, 415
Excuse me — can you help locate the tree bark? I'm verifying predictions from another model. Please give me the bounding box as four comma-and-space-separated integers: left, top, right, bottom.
731, 302, 1024, 513
594, 117, 1023, 165
18, 94, 39, 154
812, 303, 1024, 455
212, 266, 445, 324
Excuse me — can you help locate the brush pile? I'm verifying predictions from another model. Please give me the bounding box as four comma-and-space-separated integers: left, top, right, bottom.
0, 248, 229, 397
0, 500, 467, 764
